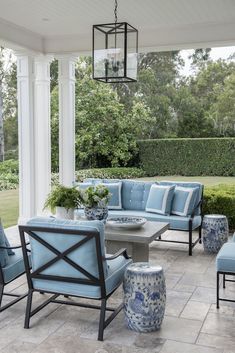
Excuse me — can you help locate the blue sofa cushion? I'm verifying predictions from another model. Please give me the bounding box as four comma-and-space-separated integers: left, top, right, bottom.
146, 184, 175, 215
32, 254, 132, 299
27, 217, 108, 279
233, 233, 235, 242
101, 182, 122, 210
159, 181, 203, 215
171, 186, 199, 216
76, 182, 92, 190
216, 243, 235, 273
121, 180, 155, 210
75, 209, 201, 231
2, 248, 26, 283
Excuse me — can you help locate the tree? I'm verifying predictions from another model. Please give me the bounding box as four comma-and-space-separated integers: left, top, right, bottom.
189, 48, 211, 68
50, 57, 151, 170
113, 51, 184, 138
208, 72, 235, 136
0, 48, 17, 161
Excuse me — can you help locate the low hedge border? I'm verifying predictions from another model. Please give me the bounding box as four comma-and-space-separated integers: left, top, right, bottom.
51, 167, 145, 186
203, 184, 235, 231
138, 138, 235, 176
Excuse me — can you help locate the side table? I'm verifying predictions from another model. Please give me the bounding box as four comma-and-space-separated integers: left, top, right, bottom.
202, 214, 229, 253
123, 262, 166, 332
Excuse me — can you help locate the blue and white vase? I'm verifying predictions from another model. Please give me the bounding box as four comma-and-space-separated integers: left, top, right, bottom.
123, 262, 166, 333
202, 214, 229, 253
84, 206, 108, 221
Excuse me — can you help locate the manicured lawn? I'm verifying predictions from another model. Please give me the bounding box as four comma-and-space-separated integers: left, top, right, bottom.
138, 176, 235, 186
0, 189, 19, 228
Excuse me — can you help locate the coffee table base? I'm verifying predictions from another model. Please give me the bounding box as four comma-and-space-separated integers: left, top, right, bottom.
106, 240, 149, 262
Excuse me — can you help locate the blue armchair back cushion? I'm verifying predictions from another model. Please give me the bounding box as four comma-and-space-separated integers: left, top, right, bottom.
27, 217, 108, 279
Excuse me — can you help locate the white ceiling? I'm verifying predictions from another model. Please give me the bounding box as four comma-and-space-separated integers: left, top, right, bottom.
0, 0, 235, 54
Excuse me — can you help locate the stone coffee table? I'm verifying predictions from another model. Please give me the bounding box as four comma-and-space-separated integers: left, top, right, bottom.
105, 221, 169, 261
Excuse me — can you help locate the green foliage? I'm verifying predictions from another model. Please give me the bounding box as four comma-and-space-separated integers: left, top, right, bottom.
79, 184, 110, 208
44, 185, 81, 212
204, 184, 235, 231
50, 58, 152, 170
138, 138, 235, 176
75, 167, 145, 181
0, 160, 19, 190
0, 159, 18, 174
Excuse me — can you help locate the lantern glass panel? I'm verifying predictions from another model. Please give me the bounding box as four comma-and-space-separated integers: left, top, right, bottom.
93, 22, 138, 82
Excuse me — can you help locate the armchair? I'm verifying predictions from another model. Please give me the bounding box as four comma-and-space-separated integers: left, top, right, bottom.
19, 217, 132, 341
0, 221, 29, 312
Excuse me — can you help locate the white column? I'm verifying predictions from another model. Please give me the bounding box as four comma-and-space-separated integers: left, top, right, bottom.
58, 55, 76, 186
16, 53, 36, 220
34, 55, 53, 215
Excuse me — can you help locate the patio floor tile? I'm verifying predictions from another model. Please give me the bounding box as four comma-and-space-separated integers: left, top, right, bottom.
159, 340, 223, 353
2, 227, 235, 352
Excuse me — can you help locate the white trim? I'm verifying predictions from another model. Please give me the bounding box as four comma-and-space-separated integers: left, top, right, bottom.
171, 187, 194, 216
146, 185, 173, 215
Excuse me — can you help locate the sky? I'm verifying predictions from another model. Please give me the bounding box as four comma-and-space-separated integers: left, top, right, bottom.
180, 46, 235, 76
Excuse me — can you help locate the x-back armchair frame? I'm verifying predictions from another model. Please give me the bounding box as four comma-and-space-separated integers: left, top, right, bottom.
19, 224, 130, 341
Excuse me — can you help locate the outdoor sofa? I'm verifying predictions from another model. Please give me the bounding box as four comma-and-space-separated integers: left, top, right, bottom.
75, 179, 204, 256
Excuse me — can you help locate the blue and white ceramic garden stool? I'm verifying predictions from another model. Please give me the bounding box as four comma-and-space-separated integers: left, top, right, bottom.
123, 262, 166, 333
202, 214, 229, 253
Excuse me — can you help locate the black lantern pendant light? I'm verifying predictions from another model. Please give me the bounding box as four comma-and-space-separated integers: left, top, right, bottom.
92, 0, 138, 83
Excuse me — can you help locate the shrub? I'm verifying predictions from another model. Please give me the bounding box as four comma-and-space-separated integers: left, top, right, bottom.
203, 184, 235, 231
138, 138, 235, 176
52, 167, 146, 185
0, 160, 18, 175
75, 167, 145, 181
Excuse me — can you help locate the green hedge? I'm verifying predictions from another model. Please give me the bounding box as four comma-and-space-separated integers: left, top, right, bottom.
51, 167, 145, 186
138, 138, 235, 176
204, 184, 235, 231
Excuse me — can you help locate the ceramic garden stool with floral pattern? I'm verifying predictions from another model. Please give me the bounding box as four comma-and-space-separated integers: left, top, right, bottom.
123, 262, 166, 333
202, 214, 229, 253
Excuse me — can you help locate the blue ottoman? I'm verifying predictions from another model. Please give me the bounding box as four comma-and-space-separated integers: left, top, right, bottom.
123, 262, 166, 333
202, 215, 228, 253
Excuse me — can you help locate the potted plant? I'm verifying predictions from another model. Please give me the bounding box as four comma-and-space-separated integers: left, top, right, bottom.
79, 184, 111, 220
44, 185, 81, 219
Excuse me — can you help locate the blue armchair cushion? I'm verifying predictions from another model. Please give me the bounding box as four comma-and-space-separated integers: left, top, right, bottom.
146, 184, 175, 215
216, 243, 235, 273
171, 186, 199, 216
101, 182, 122, 210
32, 254, 132, 299
27, 217, 108, 279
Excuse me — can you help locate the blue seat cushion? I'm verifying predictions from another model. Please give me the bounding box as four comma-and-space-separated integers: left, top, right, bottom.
32, 254, 132, 299
146, 184, 175, 215
75, 209, 201, 231
2, 248, 26, 283
216, 243, 235, 273
233, 233, 235, 242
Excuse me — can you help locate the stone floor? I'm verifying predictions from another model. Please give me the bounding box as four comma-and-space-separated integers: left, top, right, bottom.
2, 227, 235, 353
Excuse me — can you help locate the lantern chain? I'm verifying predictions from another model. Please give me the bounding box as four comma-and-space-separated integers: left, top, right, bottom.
114, 0, 118, 24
